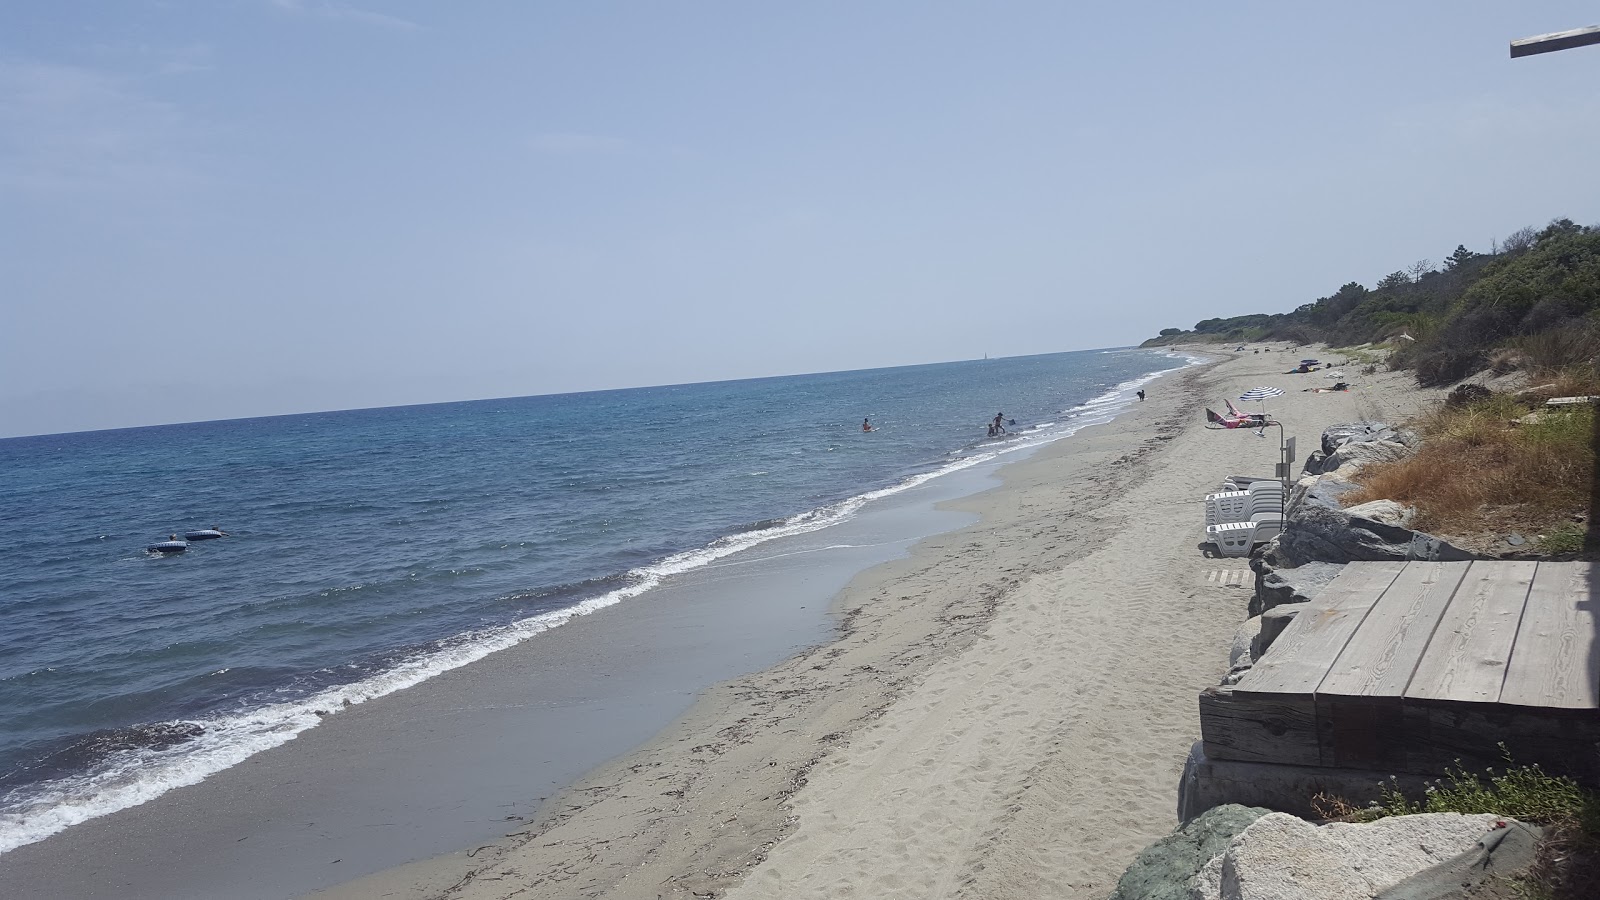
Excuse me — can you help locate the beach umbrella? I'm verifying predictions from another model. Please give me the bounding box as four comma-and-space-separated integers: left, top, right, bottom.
1238, 386, 1285, 403
1239, 385, 1285, 416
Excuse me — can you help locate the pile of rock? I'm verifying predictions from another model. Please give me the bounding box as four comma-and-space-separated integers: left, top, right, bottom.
1221, 422, 1476, 683
1110, 805, 1540, 900
1123, 426, 1542, 899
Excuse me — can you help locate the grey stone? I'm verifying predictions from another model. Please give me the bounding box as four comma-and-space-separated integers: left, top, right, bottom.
1343, 499, 1414, 528
1266, 482, 1472, 569
1306, 423, 1417, 476
1301, 449, 1327, 476
1188, 812, 1507, 900
1321, 439, 1410, 475
1295, 473, 1360, 512
1249, 560, 1343, 616
1107, 804, 1272, 900
1253, 605, 1304, 659
1229, 617, 1262, 669
1375, 819, 1541, 900
1320, 422, 1395, 457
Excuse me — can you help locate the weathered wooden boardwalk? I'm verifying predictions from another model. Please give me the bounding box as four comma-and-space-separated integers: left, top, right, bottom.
1200, 561, 1600, 784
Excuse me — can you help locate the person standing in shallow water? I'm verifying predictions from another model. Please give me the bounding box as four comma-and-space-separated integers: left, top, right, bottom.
992, 413, 1006, 435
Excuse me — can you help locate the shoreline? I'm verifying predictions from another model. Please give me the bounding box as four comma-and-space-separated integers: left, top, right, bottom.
309, 356, 1221, 899
0, 354, 1197, 899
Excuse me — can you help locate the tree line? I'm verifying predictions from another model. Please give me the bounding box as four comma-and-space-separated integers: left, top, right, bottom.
1142, 218, 1600, 385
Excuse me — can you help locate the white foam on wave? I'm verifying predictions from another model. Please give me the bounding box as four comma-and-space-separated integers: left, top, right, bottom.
0, 350, 1200, 855
0, 440, 998, 854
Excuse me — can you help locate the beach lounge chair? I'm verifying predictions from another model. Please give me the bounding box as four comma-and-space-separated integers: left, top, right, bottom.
1205, 481, 1282, 503
1204, 516, 1283, 557
1205, 408, 1275, 431
1207, 521, 1255, 556
1219, 475, 1279, 491
1205, 490, 1280, 523
1203, 494, 1284, 542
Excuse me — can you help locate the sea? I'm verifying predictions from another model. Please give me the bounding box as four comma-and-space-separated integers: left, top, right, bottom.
0, 348, 1195, 855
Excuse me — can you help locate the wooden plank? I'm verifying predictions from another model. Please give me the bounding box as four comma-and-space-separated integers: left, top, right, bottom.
1500, 563, 1599, 709
1511, 25, 1600, 58
1406, 561, 1537, 703
1197, 687, 1322, 766
1318, 561, 1470, 697
1318, 695, 1408, 771
1411, 702, 1600, 784
1235, 562, 1405, 694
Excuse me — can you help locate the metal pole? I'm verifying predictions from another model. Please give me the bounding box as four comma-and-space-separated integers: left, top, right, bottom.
1511, 25, 1600, 58
1277, 423, 1287, 528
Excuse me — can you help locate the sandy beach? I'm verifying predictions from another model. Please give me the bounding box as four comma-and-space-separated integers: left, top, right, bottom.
301, 347, 1437, 900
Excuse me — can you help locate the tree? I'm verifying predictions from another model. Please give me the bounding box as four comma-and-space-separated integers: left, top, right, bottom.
1377, 271, 1412, 291
1443, 245, 1478, 271
1407, 259, 1434, 281
1159, 327, 1183, 336
1537, 217, 1583, 243
1501, 226, 1539, 254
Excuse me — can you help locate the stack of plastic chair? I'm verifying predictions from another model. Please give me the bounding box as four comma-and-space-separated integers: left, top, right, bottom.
1203, 480, 1285, 555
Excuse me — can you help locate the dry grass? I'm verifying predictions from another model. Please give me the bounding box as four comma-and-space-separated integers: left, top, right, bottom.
1528, 819, 1600, 900
1342, 389, 1594, 543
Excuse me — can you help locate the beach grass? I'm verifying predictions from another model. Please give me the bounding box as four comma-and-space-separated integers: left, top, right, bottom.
1341, 385, 1595, 548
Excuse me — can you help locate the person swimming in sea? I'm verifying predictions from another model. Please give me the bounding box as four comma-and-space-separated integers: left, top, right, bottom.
862, 418, 874, 432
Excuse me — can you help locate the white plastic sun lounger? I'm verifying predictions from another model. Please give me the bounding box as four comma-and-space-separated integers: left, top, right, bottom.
1204, 491, 1281, 528
1219, 475, 1281, 491
1204, 516, 1283, 557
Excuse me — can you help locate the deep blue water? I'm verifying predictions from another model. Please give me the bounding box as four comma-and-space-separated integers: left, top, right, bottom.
0, 348, 1192, 851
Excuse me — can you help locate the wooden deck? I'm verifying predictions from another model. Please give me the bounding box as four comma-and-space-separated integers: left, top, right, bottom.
1200, 561, 1600, 783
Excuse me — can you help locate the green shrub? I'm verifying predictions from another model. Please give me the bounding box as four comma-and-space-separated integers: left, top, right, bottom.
1540, 524, 1587, 554
1362, 758, 1596, 828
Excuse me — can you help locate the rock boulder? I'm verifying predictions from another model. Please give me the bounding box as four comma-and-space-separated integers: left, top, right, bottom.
1189, 812, 1514, 900
1107, 804, 1272, 900
1249, 559, 1344, 616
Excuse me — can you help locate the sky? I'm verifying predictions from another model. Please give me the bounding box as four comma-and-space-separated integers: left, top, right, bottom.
3, 3, 1598, 437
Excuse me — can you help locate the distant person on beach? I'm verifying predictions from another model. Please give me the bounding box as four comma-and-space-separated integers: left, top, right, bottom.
1137, 390, 1145, 401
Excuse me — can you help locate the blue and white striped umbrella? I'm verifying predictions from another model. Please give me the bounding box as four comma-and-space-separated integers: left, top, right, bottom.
1238, 386, 1285, 403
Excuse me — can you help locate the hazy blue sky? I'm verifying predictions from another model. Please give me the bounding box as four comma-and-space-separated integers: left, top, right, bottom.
4, 3, 1598, 437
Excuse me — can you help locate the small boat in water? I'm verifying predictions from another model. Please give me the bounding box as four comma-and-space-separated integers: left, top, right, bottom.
185, 527, 228, 541
148, 535, 188, 554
